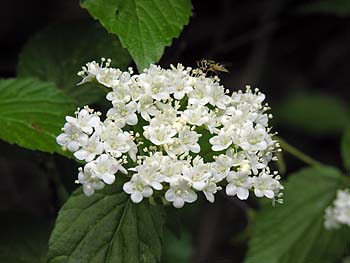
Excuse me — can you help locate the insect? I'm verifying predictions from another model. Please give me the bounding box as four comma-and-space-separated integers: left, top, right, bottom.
196, 59, 229, 76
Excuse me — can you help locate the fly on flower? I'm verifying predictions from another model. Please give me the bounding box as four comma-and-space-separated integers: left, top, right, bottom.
196, 59, 230, 76
57, 58, 283, 208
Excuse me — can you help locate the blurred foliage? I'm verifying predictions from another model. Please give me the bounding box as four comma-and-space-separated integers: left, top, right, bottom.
300, 0, 350, 16
276, 92, 348, 135
163, 228, 192, 263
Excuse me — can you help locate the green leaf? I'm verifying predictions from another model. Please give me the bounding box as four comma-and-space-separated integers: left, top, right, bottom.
342, 124, 350, 172
48, 180, 165, 263
299, 0, 350, 16
276, 93, 348, 135
0, 213, 52, 263
80, 0, 192, 71
0, 78, 74, 154
245, 166, 350, 263
17, 21, 132, 105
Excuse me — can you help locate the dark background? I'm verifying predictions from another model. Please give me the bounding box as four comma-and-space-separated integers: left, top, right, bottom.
1, 0, 349, 262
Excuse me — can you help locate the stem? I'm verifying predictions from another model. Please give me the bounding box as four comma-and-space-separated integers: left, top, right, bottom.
276, 136, 322, 167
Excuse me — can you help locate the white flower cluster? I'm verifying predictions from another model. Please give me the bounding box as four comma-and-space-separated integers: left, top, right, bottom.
57, 59, 283, 208
324, 189, 350, 229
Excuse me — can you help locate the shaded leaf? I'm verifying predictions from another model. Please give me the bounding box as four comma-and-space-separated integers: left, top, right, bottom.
18, 21, 132, 105
48, 180, 164, 263
0, 78, 74, 154
245, 166, 350, 263
81, 0, 192, 71
162, 228, 192, 263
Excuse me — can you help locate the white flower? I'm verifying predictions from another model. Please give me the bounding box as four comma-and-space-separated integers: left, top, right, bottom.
253, 172, 282, 199
77, 61, 102, 85
221, 107, 244, 127
211, 154, 234, 180
127, 140, 138, 162
96, 67, 122, 87
59, 61, 282, 206
163, 139, 187, 158
182, 157, 211, 191
65, 108, 100, 135
143, 124, 177, 146
56, 123, 88, 152
226, 170, 252, 200
182, 104, 209, 126
334, 190, 350, 226
208, 82, 231, 109
138, 65, 173, 101
231, 86, 265, 113
167, 64, 193, 100
160, 158, 184, 182
255, 113, 269, 126
178, 126, 201, 153
85, 154, 123, 184
106, 83, 131, 104
77, 166, 105, 196
203, 168, 224, 203
152, 103, 178, 124
137, 95, 158, 121
205, 110, 220, 134
77, 59, 122, 87
209, 129, 233, 151
133, 154, 165, 190
123, 175, 153, 203
101, 124, 132, 158
73, 133, 104, 162
107, 101, 138, 126
188, 80, 210, 106
245, 154, 266, 175
238, 124, 268, 153
165, 178, 197, 208
203, 180, 222, 203
227, 151, 248, 167
324, 207, 340, 229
